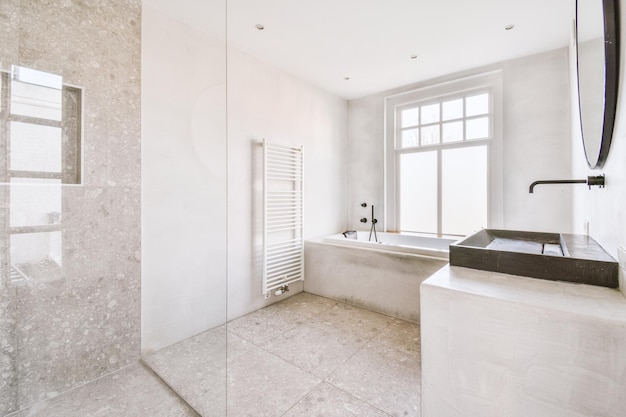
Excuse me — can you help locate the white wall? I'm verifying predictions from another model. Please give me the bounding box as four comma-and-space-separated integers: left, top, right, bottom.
502, 48, 572, 232
227, 47, 348, 320
347, 48, 572, 234
571, 5, 626, 259
347, 94, 385, 231
142, 5, 348, 340
142, 5, 228, 353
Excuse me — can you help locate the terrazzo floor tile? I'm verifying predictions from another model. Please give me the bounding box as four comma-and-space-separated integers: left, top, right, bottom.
260, 320, 367, 378
316, 302, 395, 339
13, 364, 198, 417
374, 318, 421, 356
142, 293, 422, 417
282, 382, 391, 417
142, 326, 229, 417
327, 341, 421, 417
143, 328, 268, 417
271, 292, 337, 318
228, 302, 307, 345
8, 293, 423, 417
226, 342, 321, 417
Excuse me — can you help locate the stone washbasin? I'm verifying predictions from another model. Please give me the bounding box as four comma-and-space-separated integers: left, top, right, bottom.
449, 229, 618, 288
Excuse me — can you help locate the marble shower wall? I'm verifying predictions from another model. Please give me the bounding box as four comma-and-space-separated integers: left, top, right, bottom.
0, 1, 141, 415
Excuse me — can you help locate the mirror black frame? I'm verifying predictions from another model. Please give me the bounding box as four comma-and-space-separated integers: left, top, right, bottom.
576, 0, 620, 169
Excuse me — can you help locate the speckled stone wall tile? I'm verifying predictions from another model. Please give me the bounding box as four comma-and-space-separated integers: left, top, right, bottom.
12, 184, 141, 405
16, 278, 141, 406
0, 0, 19, 68
17, 0, 142, 187
60, 186, 141, 280
0, 184, 18, 417
0, 287, 18, 417
10, 185, 142, 407
0, 0, 141, 413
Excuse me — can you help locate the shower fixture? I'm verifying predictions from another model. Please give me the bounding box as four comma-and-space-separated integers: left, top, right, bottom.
369, 205, 378, 243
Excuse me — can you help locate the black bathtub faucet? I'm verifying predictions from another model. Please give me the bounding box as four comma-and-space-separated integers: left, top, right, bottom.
369, 205, 378, 243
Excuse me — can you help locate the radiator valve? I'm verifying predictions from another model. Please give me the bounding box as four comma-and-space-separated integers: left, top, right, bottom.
275, 285, 290, 296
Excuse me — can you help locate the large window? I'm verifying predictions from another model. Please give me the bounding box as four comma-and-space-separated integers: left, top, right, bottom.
385, 72, 502, 237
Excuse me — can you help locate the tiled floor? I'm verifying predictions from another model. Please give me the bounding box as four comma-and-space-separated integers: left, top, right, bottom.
10, 293, 422, 417
146, 292, 422, 417
9, 364, 199, 417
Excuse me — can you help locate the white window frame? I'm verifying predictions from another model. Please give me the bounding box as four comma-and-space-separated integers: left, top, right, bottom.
384, 70, 503, 236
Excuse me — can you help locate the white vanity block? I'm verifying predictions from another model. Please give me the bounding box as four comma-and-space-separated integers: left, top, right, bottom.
421, 265, 626, 417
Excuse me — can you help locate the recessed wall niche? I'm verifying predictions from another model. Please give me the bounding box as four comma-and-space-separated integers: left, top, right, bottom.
1, 65, 83, 185
0, 65, 82, 287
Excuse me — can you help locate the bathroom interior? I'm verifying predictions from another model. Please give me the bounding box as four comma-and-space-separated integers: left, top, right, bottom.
1, 0, 625, 416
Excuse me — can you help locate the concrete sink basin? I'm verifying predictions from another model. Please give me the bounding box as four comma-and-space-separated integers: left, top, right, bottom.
449, 229, 618, 288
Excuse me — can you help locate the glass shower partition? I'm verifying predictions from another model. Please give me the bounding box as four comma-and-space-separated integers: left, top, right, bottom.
0, 0, 146, 414
0, 1, 228, 415
140, 0, 229, 416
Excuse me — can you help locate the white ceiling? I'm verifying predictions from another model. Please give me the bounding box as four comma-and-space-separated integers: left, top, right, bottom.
145, 0, 574, 100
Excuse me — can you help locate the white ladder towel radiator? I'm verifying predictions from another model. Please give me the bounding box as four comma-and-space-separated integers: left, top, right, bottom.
262, 139, 304, 296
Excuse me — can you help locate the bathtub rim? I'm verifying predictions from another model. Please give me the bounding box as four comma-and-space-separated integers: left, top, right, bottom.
311, 233, 452, 261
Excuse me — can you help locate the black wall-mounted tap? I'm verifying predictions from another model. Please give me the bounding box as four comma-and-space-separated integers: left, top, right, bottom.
529, 175, 605, 193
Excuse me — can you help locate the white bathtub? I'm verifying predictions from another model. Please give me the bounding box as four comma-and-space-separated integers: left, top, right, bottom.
305, 231, 453, 322
323, 231, 454, 260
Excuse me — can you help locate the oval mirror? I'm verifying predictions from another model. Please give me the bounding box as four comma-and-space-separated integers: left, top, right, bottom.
576, 0, 620, 169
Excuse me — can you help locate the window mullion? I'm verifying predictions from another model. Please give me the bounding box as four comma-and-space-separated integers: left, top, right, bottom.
439, 99, 443, 146
417, 106, 422, 146
462, 96, 467, 141
395, 109, 402, 150
395, 138, 489, 155
437, 148, 442, 238
437, 95, 442, 235
2, 72, 10, 181
395, 151, 400, 232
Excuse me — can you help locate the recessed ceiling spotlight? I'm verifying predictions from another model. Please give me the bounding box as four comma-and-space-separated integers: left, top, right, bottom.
255, 24, 265, 30
410, 54, 418, 59
344, 77, 350, 81
505, 24, 515, 30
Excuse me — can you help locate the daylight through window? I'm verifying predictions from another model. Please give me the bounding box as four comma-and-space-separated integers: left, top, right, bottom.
385, 72, 502, 237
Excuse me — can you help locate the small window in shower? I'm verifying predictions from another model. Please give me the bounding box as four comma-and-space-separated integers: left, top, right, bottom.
1, 65, 83, 184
